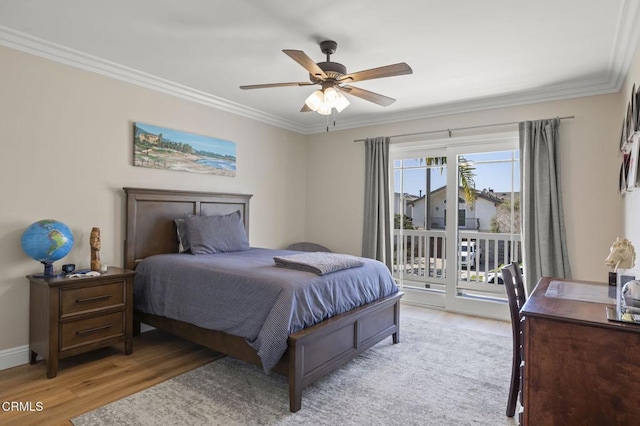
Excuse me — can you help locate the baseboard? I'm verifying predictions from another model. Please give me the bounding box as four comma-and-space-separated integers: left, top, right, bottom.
0, 344, 31, 371
0, 325, 155, 372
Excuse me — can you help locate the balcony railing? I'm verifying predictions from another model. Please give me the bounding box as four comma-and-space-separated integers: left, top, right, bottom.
393, 229, 522, 297
393, 228, 447, 283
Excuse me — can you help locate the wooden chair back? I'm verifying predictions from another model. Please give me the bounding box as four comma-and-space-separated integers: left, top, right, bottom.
502, 262, 526, 326
501, 261, 526, 418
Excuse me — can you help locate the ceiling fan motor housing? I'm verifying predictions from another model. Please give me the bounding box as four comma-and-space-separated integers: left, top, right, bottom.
308, 40, 346, 82
311, 61, 347, 82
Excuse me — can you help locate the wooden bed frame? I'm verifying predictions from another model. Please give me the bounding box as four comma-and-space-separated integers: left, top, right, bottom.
123, 187, 403, 412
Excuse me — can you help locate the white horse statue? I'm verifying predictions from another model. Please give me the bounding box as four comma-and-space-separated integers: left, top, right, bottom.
605, 237, 636, 271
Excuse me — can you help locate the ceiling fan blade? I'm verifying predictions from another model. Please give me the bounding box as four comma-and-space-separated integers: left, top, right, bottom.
283, 49, 328, 80
240, 82, 314, 90
337, 62, 412, 83
339, 85, 396, 107
300, 103, 313, 112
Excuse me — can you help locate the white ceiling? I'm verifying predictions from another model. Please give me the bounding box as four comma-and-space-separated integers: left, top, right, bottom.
1, 0, 639, 134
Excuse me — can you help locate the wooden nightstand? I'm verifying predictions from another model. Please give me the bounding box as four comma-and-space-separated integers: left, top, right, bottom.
28, 267, 136, 378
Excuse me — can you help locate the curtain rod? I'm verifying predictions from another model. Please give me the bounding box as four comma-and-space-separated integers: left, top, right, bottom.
353, 115, 575, 143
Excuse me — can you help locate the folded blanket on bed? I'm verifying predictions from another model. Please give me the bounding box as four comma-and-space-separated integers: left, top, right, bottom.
274, 252, 365, 275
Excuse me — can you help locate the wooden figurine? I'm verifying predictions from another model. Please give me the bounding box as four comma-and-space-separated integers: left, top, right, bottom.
90, 227, 101, 272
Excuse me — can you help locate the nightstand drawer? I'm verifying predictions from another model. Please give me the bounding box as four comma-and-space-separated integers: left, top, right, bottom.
60, 281, 124, 316
60, 311, 124, 351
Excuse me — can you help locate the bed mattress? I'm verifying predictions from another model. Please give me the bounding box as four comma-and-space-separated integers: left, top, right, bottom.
133, 248, 398, 372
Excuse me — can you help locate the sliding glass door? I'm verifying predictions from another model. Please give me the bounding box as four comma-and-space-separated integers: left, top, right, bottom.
391, 133, 520, 319
393, 150, 448, 308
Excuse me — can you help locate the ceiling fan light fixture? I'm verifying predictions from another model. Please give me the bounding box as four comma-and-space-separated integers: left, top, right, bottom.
323, 87, 339, 104
305, 90, 324, 111
305, 87, 349, 115
334, 91, 350, 112
317, 103, 332, 115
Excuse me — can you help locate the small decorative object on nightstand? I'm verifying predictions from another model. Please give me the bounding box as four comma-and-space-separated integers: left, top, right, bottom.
28, 266, 136, 378
90, 227, 101, 272
21, 219, 74, 277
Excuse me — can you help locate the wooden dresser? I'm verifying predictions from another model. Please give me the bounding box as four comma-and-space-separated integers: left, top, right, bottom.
520, 277, 640, 425
28, 267, 136, 378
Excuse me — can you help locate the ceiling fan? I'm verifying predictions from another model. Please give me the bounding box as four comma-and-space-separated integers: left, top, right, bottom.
240, 40, 413, 115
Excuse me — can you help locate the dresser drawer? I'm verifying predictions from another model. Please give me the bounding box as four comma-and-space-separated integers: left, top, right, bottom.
60, 281, 124, 316
59, 311, 125, 351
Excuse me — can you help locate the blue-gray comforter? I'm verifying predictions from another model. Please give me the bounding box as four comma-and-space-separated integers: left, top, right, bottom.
134, 248, 398, 372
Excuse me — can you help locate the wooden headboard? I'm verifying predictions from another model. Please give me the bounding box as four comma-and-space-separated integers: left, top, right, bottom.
123, 187, 253, 270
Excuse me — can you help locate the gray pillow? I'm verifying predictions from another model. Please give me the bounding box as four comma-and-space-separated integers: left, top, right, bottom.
185, 211, 250, 254
174, 217, 191, 253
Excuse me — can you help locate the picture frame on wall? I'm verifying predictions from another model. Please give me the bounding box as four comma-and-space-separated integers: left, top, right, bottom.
626, 101, 634, 143
631, 83, 637, 136
635, 83, 640, 132
620, 154, 628, 194
627, 136, 638, 192
633, 136, 640, 188
618, 83, 640, 192
621, 118, 628, 152
133, 122, 237, 177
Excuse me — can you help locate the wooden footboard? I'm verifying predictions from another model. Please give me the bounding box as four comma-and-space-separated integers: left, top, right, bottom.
285, 291, 403, 412
134, 291, 402, 412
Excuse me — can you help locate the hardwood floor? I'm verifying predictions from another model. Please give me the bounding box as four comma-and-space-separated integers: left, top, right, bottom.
0, 305, 509, 426
0, 331, 223, 426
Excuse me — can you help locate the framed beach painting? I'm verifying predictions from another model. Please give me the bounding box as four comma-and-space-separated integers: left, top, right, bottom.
133, 122, 236, 176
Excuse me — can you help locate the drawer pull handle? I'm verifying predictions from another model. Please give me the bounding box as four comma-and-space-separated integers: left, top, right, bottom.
76, 294, 112, 303
76, 324, 113, 335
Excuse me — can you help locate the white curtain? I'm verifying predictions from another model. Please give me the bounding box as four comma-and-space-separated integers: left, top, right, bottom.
519, 119, 571, 291
362, 137, 392, 270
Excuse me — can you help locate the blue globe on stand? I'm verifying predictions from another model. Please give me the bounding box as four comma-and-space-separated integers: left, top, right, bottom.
21, 219, 74, 277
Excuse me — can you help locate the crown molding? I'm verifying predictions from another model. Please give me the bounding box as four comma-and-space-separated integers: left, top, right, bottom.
2, 0, 639, 137
313, 79, 620, 134
607, 0, 640, 90
0, 25, 307, 134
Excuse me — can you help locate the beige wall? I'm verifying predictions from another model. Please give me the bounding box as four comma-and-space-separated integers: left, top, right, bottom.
0, 45, 307, 351
306, 94, 624, 282
622, 43, 640, 251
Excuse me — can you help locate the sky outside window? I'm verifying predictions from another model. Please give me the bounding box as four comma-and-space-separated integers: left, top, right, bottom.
394, 151, 519, 196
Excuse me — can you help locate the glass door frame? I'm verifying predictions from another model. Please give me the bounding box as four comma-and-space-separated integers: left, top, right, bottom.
392, 146, 448, 308
390, 131, 518, 320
